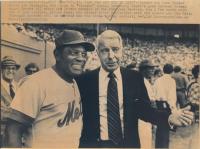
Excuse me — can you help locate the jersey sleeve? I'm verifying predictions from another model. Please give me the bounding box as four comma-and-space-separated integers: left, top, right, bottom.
8, 78, 44, 125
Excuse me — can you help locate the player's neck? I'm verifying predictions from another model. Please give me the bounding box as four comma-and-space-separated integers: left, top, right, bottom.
52, 65, 74, 83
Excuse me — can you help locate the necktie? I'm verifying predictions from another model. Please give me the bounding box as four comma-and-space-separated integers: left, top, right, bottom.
9, 83, 15, 99
107, 72, 123, 145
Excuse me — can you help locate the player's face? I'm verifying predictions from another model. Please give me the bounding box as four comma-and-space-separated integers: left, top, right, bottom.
59, 45, 87, 76
2, 65, 17, 82
97, 38, 122, 72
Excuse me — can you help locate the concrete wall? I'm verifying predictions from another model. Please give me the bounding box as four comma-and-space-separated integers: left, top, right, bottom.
1, 24, 55, 81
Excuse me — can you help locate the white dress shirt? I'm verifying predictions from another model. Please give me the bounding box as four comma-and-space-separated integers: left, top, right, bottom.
99, 67, 124, 140
144, 78, 157, 101
139, 78, 156, 148
154, 74, 177, 110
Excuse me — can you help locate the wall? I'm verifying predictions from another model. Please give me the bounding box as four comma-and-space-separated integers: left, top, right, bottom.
1, 24, 55, 81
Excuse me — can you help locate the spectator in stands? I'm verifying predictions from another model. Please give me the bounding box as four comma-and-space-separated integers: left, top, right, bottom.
138, 59, 158, 149
126, 61, 137, 70
187, 65, 199, 149
154, 67, 163, 81
187, 65, 200, 122
1, 56, 20, 147
25, 63, 40, 75
18, 63, 40, 87
172, 66, 189, 108
154, 64, 177, 148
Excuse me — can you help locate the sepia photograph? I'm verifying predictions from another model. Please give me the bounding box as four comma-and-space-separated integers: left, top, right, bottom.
1, 0, 200, 149
1, 23, 199, 148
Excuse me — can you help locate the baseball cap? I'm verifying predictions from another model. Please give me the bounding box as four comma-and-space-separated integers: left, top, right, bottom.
55, 30, 95, 52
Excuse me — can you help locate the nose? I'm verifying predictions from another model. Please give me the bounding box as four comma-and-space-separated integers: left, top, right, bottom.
108, 49, 115, 59
76, 53, 87, 62
8, 69, 15, 73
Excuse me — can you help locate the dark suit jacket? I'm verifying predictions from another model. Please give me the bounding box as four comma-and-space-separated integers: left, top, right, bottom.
76, 67, 171, 148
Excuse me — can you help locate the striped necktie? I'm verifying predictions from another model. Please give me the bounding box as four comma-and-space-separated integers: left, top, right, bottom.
107, 72, 123, 145
9, 83, 15, 99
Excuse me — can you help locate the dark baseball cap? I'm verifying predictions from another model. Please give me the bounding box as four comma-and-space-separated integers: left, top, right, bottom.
55, 30, 95, 52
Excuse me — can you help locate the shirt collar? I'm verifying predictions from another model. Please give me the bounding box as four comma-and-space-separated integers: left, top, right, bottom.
1, 77, 14, 86
99, 67, 121, 80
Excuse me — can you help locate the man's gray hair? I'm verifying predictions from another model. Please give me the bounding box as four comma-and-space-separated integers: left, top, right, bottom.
96, 30, 123, 49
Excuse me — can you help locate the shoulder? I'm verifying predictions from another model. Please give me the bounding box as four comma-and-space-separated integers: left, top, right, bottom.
18, 68, 54, 89
75, 68, 100, 82
120, 67, 143, 81
27, 68, 54, 82
120, 67, 141, 77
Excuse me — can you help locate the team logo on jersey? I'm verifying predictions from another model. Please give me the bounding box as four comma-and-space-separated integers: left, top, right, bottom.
57, 100, 82, 127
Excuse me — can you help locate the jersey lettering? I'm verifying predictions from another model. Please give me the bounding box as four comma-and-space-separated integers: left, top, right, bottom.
57, 100, 82, 127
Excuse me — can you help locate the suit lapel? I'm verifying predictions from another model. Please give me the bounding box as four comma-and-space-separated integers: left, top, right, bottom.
1, 84, 13, 106
89, 68, 101, 138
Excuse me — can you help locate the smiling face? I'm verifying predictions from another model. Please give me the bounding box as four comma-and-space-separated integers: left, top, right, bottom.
2, 65, 17, 82
55, 45, 87, 78
97, 30, 123, 72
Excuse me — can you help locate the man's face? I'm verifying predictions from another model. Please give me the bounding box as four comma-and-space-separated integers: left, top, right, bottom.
2, 65, 17, 82
26, 67, 38, 75
97, 38, 122, 72
57, 45, 87, 77
142, 67, 155, 79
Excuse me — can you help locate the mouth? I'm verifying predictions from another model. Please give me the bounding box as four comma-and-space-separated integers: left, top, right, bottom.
106, 62, 117, 67
71, 63, 84, 70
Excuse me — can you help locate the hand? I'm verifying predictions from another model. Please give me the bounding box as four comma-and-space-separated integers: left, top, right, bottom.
168, 105, 194, 127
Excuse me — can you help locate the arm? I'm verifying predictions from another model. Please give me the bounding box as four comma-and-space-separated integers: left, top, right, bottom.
135, 75, 171, 126
5, 119, 27, 147
135, 74, 193, 127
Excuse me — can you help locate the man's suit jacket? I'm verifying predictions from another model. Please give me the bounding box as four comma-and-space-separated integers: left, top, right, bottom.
76, 67, 171, 148
1, 84, 13, 135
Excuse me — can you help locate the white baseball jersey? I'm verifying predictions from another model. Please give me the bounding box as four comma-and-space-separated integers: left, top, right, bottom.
9, 68, 82, 147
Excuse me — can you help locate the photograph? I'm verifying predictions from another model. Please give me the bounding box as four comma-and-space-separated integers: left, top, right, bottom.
1, 0, 200, 148
1, 23, 199, 148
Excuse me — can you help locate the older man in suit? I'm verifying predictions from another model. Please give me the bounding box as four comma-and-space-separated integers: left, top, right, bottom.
1, 56, 20, 147
76, 30, 194, 148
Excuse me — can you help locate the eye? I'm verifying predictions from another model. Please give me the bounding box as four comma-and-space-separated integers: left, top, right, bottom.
81, 52, 87, 57
71, 51, 79, 55
112, 47, 119, 52
100, 48, 109, 53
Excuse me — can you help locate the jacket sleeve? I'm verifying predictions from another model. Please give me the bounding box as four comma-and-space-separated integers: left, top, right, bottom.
134, 74, 171, 127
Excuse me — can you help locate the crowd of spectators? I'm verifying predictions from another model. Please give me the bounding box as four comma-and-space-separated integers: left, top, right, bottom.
121, 39, 199, 79
4, 23, 199, 78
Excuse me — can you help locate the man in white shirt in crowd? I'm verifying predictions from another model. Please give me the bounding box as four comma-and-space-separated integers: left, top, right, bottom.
154, 63, 177, 148
6, 30, 95, 148
138, 59, 158, 148
1, 56, 20, 147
